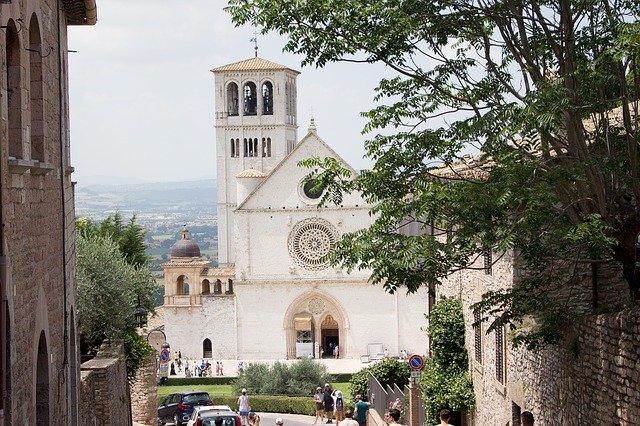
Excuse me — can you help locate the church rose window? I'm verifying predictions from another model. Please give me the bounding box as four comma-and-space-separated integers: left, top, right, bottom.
288, 218, 338, 271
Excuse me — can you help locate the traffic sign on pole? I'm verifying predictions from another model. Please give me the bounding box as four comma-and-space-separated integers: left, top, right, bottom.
408, 354, 425, 371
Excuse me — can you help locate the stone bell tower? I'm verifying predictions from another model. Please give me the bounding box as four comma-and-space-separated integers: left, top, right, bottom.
211, 57, 300, 266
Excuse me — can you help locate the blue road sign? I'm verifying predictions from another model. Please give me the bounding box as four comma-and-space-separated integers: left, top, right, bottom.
160, 348, 170, 364
409, 354, 425, 371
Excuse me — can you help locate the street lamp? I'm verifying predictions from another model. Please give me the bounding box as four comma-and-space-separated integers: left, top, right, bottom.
134, 295, 148, 328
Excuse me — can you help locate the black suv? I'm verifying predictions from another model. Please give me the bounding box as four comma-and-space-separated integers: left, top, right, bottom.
158, 391, 213, 426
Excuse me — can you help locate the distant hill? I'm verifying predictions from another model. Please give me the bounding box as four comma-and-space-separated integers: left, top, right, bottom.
75, 178, 217, 219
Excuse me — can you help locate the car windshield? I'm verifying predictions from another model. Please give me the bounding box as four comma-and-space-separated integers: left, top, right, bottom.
201, 415, 236, 426
183, 393, 210, 404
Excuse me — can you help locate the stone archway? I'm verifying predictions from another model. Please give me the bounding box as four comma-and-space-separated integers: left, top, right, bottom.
283, 291, 349, 359
36, 331, 49, 426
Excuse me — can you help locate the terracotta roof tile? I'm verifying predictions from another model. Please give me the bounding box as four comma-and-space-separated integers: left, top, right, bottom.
211, 57, 300, 74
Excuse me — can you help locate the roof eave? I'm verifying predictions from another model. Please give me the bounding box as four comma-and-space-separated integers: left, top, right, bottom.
63, 0, 97, 26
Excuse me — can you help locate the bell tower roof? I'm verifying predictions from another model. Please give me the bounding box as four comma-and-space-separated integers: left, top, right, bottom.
211, 57, 300, 74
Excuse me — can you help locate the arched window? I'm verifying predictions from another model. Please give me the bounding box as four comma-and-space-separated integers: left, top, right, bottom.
36, 331, 50, 424
203, 338, 212, 358
231, 138, 239, 157
177, 275, 190, 295
227, 82, 239, 116
243, 82, 257, 115
262, 137, 271, 157
244, 138, 258, 157
202, 279, 210, 295
29, 14, 44, 162
226, 279, 234, 294
262, 81, 273, 115
6, 21, 23, 159
214, 279, 222, 294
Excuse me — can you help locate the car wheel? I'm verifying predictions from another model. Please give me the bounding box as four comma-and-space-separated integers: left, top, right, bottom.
174, 413, 182, 426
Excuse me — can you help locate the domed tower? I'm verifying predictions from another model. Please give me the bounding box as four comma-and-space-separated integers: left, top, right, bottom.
162, 227, 209, 306
170, 227, 201, 259
211, 57, 300, 266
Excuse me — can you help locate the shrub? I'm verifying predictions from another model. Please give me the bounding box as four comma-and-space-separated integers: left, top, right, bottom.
349, 357, 411, 401
234, 359, 332, 396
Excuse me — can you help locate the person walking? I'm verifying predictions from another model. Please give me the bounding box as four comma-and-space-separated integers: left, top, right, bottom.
388, 409, 402, 426
521, 411, 534, 426
438, 409, 452, 425
323, 383, 334, 423
341, 410, 359, 426
353, 394, 369, 426
313, 387, 325, 424
333, 390, 345, 426
238, 388, 250, 426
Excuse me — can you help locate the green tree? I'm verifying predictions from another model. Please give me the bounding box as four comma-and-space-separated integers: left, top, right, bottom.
420, 297, 475, 425
77, 212, 149, 268
76, 233, 156, 380
227, 0, 640, 347
349, 357, 410, 402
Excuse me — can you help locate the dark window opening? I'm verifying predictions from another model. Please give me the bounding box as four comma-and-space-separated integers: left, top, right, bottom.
262, 81, 273, 115
243, 82, 257, 115
227, 83, 239, 116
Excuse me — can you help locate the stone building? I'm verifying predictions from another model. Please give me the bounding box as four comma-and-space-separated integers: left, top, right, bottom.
161, 57, 430, 361
433, 158, 636, 425
0, 1, 96, 424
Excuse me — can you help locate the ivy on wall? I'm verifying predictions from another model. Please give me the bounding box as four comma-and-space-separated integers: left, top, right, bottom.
420, 297, 475, 424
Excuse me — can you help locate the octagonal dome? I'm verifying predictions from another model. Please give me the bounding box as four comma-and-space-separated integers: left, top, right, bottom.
170, 227, 201, 258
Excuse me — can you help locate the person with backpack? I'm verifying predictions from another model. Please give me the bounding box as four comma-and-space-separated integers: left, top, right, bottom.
333, 390, 345, 426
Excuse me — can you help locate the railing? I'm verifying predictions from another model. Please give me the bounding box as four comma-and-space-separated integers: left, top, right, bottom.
367, 372, 426, 426
368, 373, 404, 418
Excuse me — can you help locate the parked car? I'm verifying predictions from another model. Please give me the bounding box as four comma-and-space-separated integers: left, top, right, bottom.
186, 405, 234, 426
186, 409, 242, 426
157, 391, 213, 426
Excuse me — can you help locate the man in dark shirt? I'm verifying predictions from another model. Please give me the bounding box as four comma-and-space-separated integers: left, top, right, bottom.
323, 383, 334, 423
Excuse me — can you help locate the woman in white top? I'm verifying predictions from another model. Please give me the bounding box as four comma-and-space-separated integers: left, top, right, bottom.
238, 389, 250, 426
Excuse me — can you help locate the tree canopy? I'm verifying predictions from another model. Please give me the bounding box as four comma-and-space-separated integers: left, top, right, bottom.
227, 0, 640, 347
76, 214, 156, 379
77, 212, 149, 268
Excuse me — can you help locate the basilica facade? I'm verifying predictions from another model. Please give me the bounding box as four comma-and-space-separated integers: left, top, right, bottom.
162, 57, 429, 361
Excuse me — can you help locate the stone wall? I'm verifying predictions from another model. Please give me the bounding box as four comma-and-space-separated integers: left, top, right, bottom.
131, 350, 158, 426
512, 308, 640, 425
437, 250, 639, 425
80, 343, 132, 426
79, 371, 97, 426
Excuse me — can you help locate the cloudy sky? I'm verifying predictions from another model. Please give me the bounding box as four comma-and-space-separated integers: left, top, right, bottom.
68, 0, 388, 185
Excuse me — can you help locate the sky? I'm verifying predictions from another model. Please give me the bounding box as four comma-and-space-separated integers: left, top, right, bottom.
68, 0, 388, 185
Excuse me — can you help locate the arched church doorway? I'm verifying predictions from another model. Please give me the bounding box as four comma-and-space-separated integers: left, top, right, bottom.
203, 338, 212, 358
284, 293, 348, 360
36, 331, 50, 425
321, 315, 339, 358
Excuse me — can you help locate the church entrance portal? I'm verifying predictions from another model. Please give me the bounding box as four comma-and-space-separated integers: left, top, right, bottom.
285, 295, 347, 359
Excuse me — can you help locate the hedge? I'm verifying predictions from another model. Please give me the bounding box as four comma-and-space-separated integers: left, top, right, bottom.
213, 395, 316, 416
164, 373, 352, 388
165, 377, 236, 386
